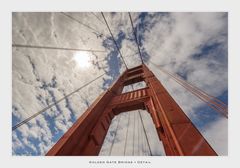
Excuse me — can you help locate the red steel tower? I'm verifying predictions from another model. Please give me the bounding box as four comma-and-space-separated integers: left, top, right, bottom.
46, 64, 217, 156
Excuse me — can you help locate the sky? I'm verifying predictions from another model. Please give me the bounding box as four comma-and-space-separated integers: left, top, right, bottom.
12, 12, 228, 156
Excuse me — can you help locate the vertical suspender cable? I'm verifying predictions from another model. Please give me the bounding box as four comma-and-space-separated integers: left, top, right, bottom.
138, 110, 152, 156
132, 112, 136, 155
137, 110, 140, 155
109, 115, 122, 155
139, 112, 143, 155
123, 112, 131, 155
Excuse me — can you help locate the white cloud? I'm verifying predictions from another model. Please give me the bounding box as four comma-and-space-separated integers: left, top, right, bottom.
142, 12, 227, 155
12, 12, 227, 156
202, 118, 228, 156
12, 12, 108, 155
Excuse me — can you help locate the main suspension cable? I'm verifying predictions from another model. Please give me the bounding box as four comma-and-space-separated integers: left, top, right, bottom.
101, 12, 128, 69
128, 12, 144, 64
159, 67, 228, 117
12, 73, 106, 131
149, 61, 228, 118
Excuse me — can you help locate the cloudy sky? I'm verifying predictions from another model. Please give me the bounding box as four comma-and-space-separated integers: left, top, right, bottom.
12, 12, 228, 156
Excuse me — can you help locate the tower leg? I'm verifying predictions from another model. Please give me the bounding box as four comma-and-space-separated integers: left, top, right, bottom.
143, 64, 217, 155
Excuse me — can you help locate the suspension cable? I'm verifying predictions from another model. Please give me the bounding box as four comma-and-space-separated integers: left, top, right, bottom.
171, 75, 228, 117
12, 73, 106, 131
138, 110, 153, 155
143, 126, 147, 155
166, 70, 227, 111
61, 12, 104, 37
140, 112, 143, 156
12, 44, 106, 53
123, 112, 131, 155
139, 115, 143, 155
159, 67, 228, 117
128, 12, 144, 64
108, 115, 122, 155
132, 111, 136, 155
143, 127, 146, 155
130, 85, 152, 155
101, 12, 128, 69
149, 61, 228, 118
90, 12, 105, 25
137, 110, 140, 155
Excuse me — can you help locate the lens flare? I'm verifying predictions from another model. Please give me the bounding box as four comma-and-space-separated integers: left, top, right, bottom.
73, 51, 91, 69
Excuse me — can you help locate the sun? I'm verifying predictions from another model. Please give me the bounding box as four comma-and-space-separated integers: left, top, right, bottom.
73, 51, 91, 69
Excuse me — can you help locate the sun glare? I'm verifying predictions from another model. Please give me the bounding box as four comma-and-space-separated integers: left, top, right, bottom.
73, 51, 91, 69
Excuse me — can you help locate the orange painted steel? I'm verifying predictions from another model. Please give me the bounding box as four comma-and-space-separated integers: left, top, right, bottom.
46, 64, 217, 156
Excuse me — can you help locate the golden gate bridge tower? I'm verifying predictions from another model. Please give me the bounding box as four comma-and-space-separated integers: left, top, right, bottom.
12, 12, 227, 156
45, 12, 228, 156
12, 13, 227, 156
46, 64, 218, 156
